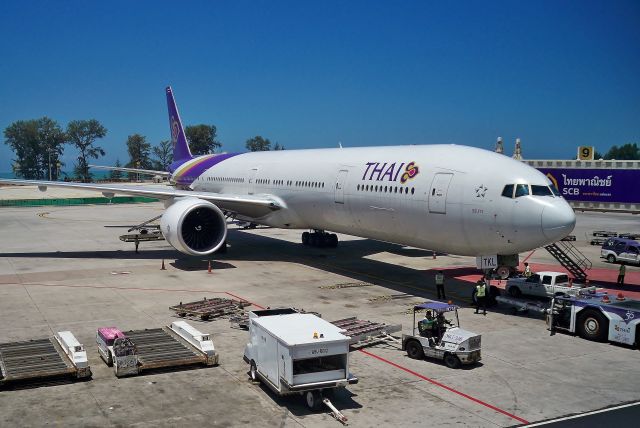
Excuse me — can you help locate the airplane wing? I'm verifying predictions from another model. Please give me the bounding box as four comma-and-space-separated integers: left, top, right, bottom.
88, 165, 172, 177
0, 179, 283, 219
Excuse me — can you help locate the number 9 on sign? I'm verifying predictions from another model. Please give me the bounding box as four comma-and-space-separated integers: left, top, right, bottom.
578, 146, 594, 160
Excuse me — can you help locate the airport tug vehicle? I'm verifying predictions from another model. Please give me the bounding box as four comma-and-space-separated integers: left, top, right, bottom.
547, 293, 640, 347
402, 302, 481, 369
243, 308, 358, 411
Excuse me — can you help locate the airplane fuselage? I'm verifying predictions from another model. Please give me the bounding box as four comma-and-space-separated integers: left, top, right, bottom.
171, 144, 576, 256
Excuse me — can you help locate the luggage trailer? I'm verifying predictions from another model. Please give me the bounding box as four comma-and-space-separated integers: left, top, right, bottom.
97, 321, 218, 377
0, 331, 90, 386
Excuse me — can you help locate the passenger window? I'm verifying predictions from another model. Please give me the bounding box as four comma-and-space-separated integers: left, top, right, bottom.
615, 243, 626, 251
542, 276, 552, 285
531, 185, 552, 196
502, 184, 514, 197
515, 184, 529, 197
629, 247, 639, 254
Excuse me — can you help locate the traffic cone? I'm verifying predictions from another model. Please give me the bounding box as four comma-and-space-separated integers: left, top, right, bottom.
161, 259, 166, 270
208, 260, 213, 274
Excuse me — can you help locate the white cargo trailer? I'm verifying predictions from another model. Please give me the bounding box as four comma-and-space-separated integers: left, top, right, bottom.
244, 308, 358, 409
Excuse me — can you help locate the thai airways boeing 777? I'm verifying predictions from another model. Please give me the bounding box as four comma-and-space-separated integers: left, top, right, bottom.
0, 87, 576, 276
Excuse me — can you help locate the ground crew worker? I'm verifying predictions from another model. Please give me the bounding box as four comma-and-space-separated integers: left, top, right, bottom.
418, 311, 436, 341
617, 263, 626, 286
475, 279, 487, 315
523, 262, 532, 278
435, 312, 452, 341
435, 270, 446, 299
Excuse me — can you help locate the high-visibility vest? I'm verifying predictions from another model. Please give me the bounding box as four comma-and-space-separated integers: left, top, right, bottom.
476, 284, 486, 297
435, 273, 444, 285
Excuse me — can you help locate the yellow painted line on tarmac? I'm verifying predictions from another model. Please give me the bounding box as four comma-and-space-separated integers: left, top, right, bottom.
305, 259, 470, 301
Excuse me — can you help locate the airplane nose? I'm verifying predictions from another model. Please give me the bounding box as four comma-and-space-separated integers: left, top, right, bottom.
541, 203, 576, 241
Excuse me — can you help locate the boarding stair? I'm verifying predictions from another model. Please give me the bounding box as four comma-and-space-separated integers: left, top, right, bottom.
544, 240, 592, 282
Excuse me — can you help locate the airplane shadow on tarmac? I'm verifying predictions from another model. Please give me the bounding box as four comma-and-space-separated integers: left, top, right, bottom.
0, 228, 479, 306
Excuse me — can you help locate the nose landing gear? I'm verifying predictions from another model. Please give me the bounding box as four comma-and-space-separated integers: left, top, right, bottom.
301, 230, 338, 248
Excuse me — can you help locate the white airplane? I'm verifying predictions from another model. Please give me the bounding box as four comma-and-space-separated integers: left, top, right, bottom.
0, 87, 576, 277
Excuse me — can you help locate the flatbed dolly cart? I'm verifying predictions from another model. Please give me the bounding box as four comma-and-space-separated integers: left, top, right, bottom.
97, 321, 218, 377
170, 297, 251, 321
0, 331, 90, 387
330, 317, 402, 348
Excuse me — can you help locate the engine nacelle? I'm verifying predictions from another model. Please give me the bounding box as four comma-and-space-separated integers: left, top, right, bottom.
160, 198, 227, 256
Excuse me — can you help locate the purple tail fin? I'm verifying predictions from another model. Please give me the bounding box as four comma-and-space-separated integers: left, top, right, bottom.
166, 86, 193, 163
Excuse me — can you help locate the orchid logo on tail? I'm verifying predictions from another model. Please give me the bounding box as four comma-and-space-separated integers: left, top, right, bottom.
171, 116, 180, 148
400, 162, 420, 184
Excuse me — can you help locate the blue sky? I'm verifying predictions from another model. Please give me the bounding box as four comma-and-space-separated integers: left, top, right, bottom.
1, 1, 639, 172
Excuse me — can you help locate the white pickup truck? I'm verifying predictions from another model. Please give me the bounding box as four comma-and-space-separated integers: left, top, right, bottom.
505, 271, 596, 299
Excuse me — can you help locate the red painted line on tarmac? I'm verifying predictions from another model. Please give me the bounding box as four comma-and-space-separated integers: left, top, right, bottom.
358, 349, 529, 425
2, 282, 265, 308
224, 291, 265, 309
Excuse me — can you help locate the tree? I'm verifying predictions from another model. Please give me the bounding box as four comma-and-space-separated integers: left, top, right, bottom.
603, 143, 639, 160
184, 124, 221, 155
245, 135, 272, 151
109, 159, 123, 181
151, 140, 173, 171
66, 119, 107, 182
126, 134, 151, 180
273, 142, 285, 150
4, 117, 66, 179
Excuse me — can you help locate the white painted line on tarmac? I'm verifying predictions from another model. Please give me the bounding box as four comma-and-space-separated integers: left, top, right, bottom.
525, 401, 640, 426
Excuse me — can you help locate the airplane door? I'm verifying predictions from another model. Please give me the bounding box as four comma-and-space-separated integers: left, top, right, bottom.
428, 173, 453, 214
248, 168, 258, 194
335, 170, 348, 204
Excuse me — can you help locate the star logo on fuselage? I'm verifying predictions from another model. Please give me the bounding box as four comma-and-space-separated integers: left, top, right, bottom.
475, 184, 487, 198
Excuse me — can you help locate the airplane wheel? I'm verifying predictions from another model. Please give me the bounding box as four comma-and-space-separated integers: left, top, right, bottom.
302, 232, 310, 245
495, 266, 511, 279
309, 234, 318, 247
330, 234, 338, 248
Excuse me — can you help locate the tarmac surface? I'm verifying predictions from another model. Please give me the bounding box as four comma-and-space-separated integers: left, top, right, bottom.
0, 201, 638, 427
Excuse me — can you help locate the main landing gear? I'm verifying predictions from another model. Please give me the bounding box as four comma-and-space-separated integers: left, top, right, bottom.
301, 230, 338, 248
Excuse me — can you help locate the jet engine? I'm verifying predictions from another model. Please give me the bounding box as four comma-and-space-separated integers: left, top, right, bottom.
160, 198, 227, 256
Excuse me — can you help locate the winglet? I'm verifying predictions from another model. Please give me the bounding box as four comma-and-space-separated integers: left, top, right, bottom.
166, 86, 193, 163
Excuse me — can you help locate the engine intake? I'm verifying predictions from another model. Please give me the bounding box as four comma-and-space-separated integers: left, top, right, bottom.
160, 198, 227, 256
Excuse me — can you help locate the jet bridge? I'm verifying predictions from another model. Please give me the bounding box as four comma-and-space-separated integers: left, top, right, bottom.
0, 331, 91, 387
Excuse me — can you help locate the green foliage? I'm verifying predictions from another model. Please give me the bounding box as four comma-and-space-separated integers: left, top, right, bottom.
126, 134, 151, 179
185, 124, 221, 155
603, 143, 639, 160
66, 119, 107, 182
152, 140, 173, 170
4, 117, 66, 179
245, 135, 272, 151
110, 159, 123, 181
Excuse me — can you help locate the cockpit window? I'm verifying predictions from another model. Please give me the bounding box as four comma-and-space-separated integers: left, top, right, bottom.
531, 185, 553, 196
549, 185, 560, 196
501, 184, 514, 198
514, 184, 529, 197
